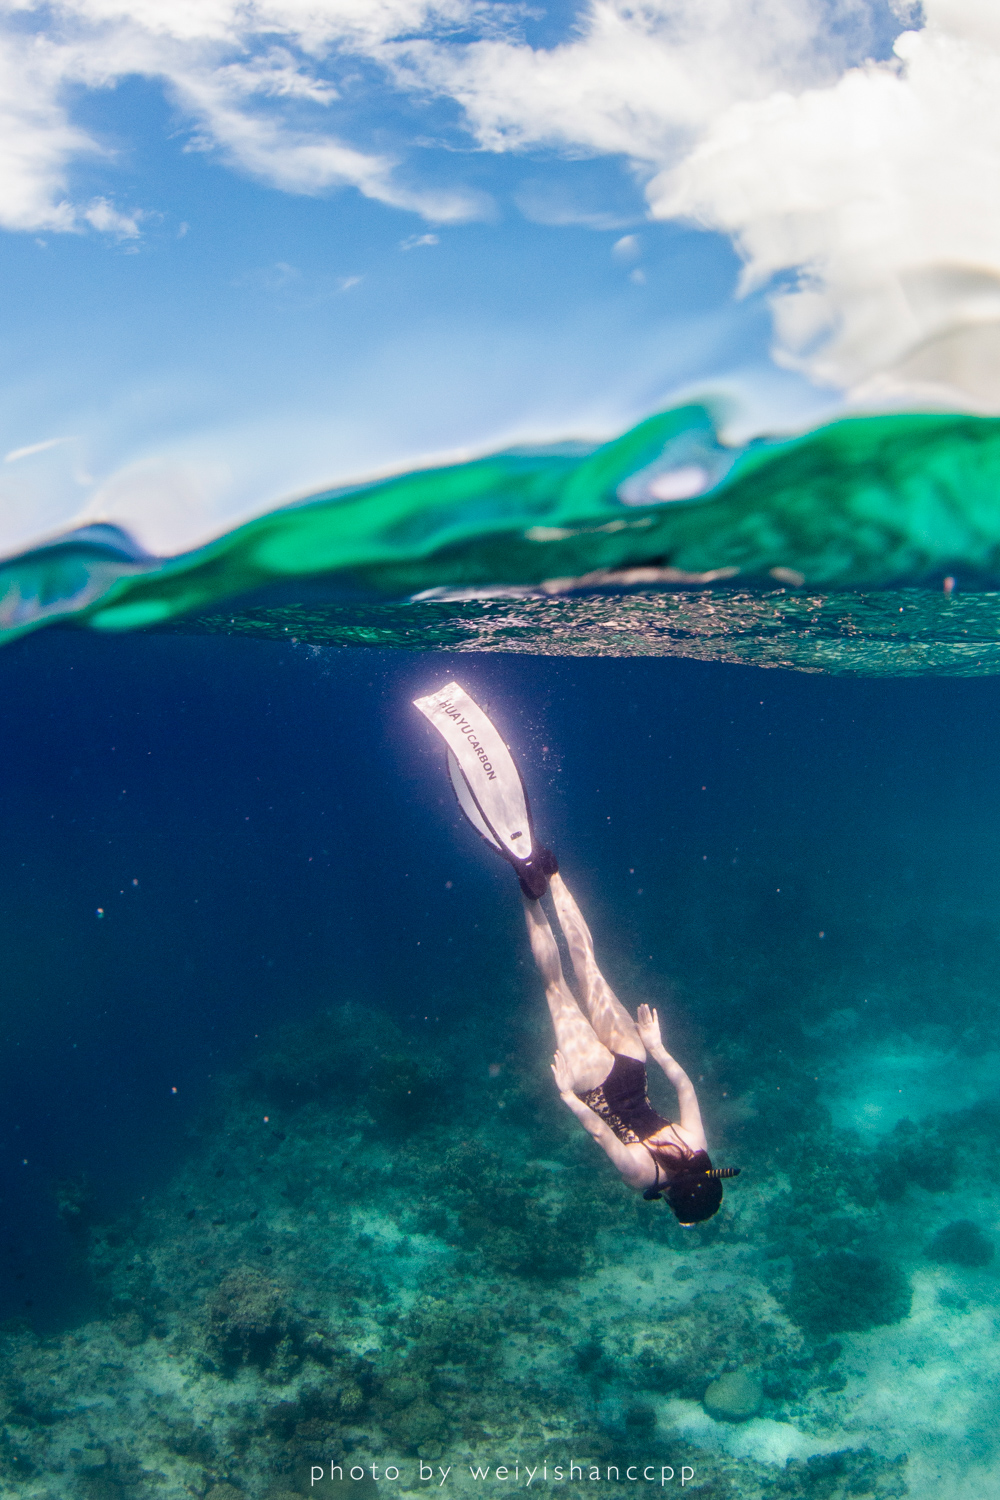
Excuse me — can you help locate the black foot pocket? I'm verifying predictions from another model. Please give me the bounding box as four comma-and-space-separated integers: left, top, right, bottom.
517, 846, 557, 900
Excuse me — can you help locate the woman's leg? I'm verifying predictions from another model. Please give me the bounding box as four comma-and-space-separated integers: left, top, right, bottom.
548, 873, 645, 1060
523, 897, 613, 1092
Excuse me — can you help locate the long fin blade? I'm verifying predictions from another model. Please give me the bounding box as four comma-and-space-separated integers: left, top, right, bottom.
414, 681, 533, 860
447, 749, 502, 851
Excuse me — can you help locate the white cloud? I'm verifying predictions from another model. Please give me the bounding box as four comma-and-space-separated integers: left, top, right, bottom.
612, 233, 640, 260
2, 0, 996, 407
385, 1, 886, 159
232, 259, 302, 290
4, 434, 73, 462
0, 30, 97, 233
82, 195, 142, 236
385, 0, 1000, 405
0, 2, 884, 243
648, 1, 1000, 401
30, 1, 469, 50
0, 0, 487, 235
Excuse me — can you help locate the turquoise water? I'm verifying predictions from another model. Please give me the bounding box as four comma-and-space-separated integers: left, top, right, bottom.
0, 630, 997, 1500
8, 404, 1000, 675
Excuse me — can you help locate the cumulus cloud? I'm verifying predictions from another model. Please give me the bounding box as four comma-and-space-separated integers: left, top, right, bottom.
385, 0, 1000, 405
385, 1, 900, 158
0, 2, 896, 242
649, 1, 1000, 403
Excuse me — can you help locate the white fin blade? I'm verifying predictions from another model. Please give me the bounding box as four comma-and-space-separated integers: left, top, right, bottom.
447, 749, 502, 850
414, 681, 533, 860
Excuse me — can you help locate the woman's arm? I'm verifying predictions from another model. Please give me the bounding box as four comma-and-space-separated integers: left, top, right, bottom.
635, 1005, 707, 1146
551, 1052, 646, 1183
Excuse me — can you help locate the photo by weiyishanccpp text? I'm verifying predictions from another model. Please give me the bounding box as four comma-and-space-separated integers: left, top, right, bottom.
307, 1460, 698, 1488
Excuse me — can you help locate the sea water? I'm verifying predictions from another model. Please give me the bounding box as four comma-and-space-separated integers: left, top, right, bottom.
0, 629, 997, 1500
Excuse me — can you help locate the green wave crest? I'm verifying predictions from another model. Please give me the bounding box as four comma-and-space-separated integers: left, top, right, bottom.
4, 404, 1000, 672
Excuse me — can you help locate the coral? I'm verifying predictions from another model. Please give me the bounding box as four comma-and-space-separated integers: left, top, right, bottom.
627, 1290, 801, 1400
165, 1417, 218, 1462
261, 1382, 370, 1481
924, 1219, 995, 1267
875, 1117, 955, 1198
206, 1267, 298, 1373
109, 1310, 147, 1347
703, 1369, 763, 1422
430, 1140, 593, 1279
770, 1450, 908, 1499
0, 999, 959, 1500
384, 1395, 447, 1453
381, 1373, 428, 1408
623, 1402, 657, 1432
782, 1252, 911, 1339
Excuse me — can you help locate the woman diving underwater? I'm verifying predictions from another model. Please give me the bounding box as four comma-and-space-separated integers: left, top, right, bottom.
414, 682, 739, 1226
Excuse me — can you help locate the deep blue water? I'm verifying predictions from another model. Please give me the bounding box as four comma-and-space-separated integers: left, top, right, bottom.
2, 630, 1000, 1333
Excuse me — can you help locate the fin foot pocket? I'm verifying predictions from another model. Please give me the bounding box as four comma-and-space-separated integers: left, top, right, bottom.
518, 847, 558, 900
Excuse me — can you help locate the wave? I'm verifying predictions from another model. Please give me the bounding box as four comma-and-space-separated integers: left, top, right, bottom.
4, 403, 1000, 673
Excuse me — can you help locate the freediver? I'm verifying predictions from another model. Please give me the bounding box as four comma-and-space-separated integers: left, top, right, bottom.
414, 681, 738, 1226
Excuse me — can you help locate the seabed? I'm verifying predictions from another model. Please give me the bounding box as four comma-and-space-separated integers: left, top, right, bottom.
1, 994, 997, 1500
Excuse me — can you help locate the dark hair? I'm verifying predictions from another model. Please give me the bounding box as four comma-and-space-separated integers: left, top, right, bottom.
666, 1152, 724, 1224
644, 1148, 732, 1224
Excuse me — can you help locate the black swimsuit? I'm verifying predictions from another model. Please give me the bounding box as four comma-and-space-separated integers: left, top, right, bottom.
577, 1055, 687, 1191
576, 1054, 673, 1145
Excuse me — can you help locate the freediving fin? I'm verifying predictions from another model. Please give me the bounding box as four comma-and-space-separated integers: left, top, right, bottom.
446, 747, 502, 852
413, 681, 556, 897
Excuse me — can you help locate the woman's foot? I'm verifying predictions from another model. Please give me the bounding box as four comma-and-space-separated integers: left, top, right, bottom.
518, 846, 559, 899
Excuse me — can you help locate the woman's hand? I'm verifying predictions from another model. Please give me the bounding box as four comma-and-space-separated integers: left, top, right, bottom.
636, 1003, 663, 1051
551, 1050, 575, 1095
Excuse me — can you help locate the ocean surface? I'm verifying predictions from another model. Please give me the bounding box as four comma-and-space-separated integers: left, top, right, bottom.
1, 627, 998, 1499
8, 404, 1000, 677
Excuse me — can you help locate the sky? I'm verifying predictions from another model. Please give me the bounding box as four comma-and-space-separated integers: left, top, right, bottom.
0, 0, 998, 558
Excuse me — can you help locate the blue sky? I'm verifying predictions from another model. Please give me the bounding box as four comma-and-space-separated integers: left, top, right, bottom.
0, 1, 995, 557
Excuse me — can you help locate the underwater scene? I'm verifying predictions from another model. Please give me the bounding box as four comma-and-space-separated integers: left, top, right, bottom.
1, 629, 997, 1500
6, 4, 1000, 1499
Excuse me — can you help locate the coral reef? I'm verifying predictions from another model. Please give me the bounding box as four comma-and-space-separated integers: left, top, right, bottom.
2, 999, 994, 1500
781, 1253, 912, 1339
702, 1370, 763, 1422
923, 1219, 994, 1268
205, 1267, 300, 1375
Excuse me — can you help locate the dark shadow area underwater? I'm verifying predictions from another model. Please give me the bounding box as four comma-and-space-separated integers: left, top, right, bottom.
0, 629, 998, 1498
